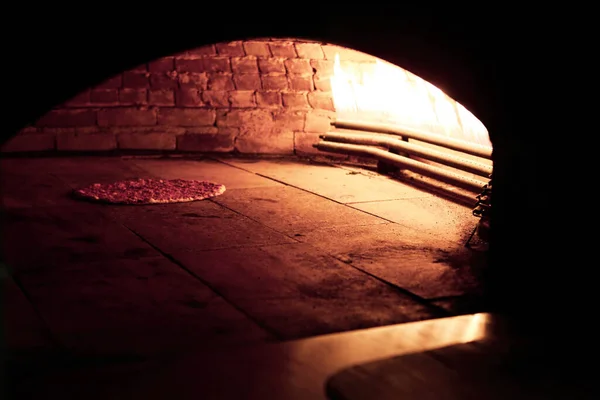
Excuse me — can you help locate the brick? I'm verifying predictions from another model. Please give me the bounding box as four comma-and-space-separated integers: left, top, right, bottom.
216, 109, 273, 128
229, 91, 256, 108
313, 75, 332, 91
295, 43, 325, 59
284, 59, 312, 75
186, 45, 216, 57
97, 108, 157, 126
1, 133, 55, 153
261, 74, 288, 90
18, 126, 38, 134
148, 90, 175, 106
177, 72, 208, 89
307, 91, 334, 111
202, 58, 231, 73
258, 58, 285, 74
231, 57, 258, 74
269, 42, 297, 58
282, 92, 309, 108
184, 127, 218, 134
107, 126, 186, 135
304, 111, 333, 133
288, 75, 314, 91
235, 129, 294, 155
175, 57, 231, 74
176, 88, 203, 107
216, 41, 245, 56
57, 132, 116, 151
207, 74, 234, 90
175, 58, 205, 73
122, 71, 149, 88
256, 91, 281, 108
42, 127, 99, 135
90, 89, 119, 105
310, 60, 334, 75
64, 90, 91, 107
117, 132, 176, 150
158, 108, 216, 126
36, 109, 96, 127
150, 73, 178, 89
273, 110, 306, 131
177, 129, 237, 152
202, 91, 229, 108
243, 41, 271, 57
119, 89, 147, 105
294, 131, 325, 155
233, 74, 262, 90
148, 57, 174, 72
95, 75, 122, 89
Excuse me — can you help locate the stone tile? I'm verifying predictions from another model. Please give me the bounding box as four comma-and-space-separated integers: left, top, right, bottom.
129, 158, 282, 189
6, 157, 149, 188
174, 243, 441, 339
350, 197, 477, 244
17, 257, 272, 355
108, 200, 295, 252
295, 223, 480, 299
213, 186, 386, 235
1, 204, 160, 273
240, 297, 438, 340
0, 169, 76, 209
217, 158, 431, 203
2, 276, 55, 351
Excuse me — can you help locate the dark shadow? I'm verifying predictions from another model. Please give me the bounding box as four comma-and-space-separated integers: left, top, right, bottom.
1, 8, 573, 400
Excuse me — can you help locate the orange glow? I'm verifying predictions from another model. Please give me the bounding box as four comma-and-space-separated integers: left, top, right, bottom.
330, 53, 492, 148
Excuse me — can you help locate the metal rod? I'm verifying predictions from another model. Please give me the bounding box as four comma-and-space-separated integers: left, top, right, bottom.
313, 141, 488, 192
321, 130, 492, 177
332, 119, 493, 160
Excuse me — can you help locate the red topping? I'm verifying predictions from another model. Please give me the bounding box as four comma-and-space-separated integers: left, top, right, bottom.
74, 178, 226, 204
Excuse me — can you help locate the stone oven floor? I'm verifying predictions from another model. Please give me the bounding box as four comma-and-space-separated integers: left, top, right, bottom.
1, 155, 487, 377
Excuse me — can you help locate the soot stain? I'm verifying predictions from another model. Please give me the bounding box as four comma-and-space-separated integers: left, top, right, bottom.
251, 198, 278, 203
181, 213, 221, 218
124, 248, 154, 258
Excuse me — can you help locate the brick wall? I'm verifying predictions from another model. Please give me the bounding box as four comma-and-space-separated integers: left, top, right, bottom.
2, 38, 489, 155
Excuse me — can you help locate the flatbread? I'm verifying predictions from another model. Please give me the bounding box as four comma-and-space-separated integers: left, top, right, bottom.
73, 178, 226, 205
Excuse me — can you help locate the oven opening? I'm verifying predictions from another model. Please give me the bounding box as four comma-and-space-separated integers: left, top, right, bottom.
1, 38, 492, 360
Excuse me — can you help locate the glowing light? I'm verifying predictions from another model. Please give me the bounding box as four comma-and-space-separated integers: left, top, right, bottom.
330, 53, 492, 147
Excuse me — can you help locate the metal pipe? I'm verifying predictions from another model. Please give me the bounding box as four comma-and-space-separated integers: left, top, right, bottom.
332, 119, 493, 160
313, 141, 488, 192
321, 131, 492, 177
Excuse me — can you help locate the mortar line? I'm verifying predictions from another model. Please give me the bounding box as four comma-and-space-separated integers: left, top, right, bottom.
210, 160, 449, 235
213, 156, 476, 209
198, 201, 441, 313
205, 158, 461, 316
210, 196, 389, 237
121, 224, 284, 341
208, 159, 444, 242
325, 255, 452, 318
207, 198, 304, 243
251, 174, 398, 224
344, 196, 433, 205
7, 273, 67, 350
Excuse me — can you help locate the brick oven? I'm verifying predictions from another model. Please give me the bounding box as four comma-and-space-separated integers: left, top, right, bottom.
2, 38, 490, 160
2, 38, 493, 240
5, 15, 580, 396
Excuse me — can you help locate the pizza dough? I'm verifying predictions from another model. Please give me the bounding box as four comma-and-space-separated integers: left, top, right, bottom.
73, 178, 226, 205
